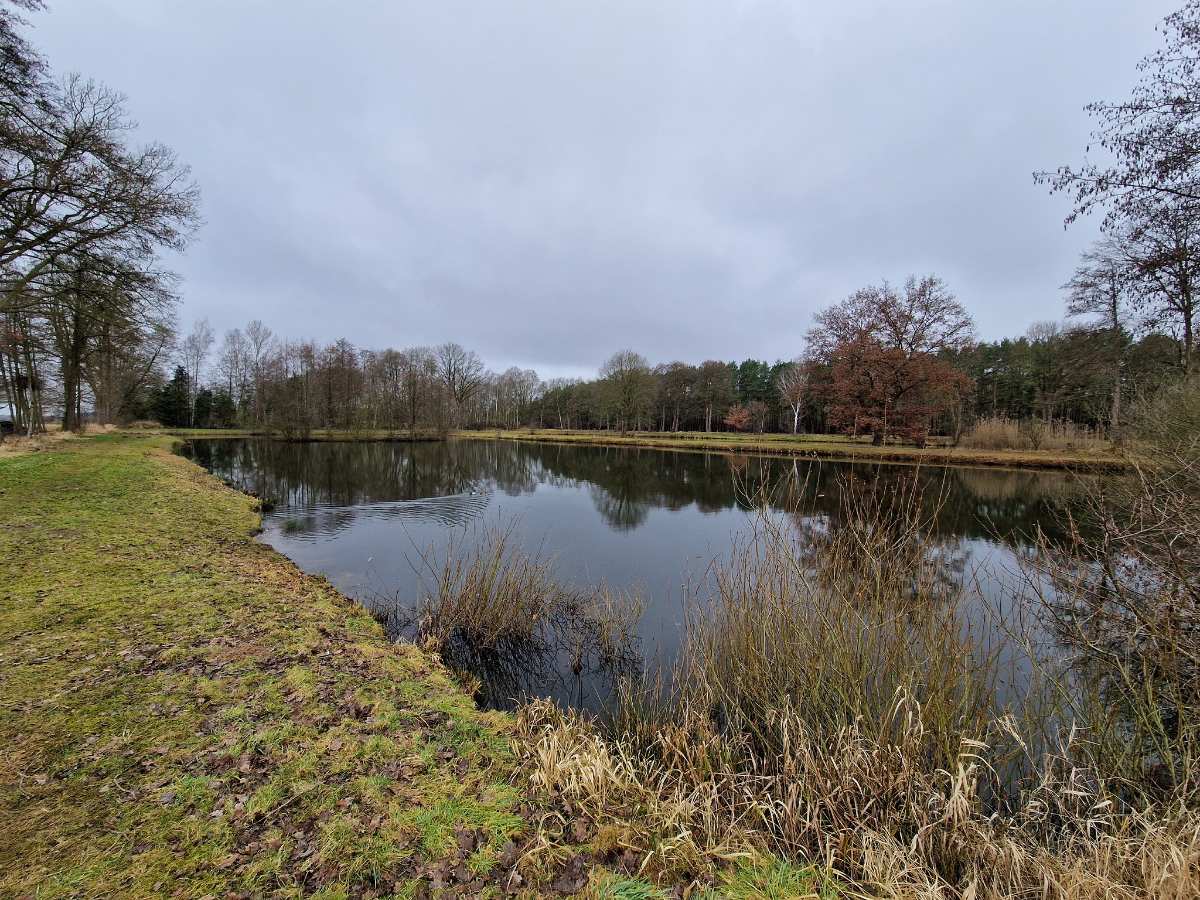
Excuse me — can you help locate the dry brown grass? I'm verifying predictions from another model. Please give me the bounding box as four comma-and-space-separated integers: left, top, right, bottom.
411, 523, 567, 647
519, 698, 1200, 898
0, 423, 115, 455
512, 462, 1200, 898
961, 417, 1109, 453
399, 525, 646, 713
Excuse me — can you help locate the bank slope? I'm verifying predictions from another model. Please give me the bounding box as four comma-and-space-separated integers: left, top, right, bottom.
0, 435, 535, 897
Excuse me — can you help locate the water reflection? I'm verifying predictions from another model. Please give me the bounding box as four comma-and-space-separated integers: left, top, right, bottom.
182, 438, 1096, 711
185, 438, 1089, 544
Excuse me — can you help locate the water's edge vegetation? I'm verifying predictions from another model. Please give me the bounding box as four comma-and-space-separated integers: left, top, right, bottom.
404, 421, 1199, 897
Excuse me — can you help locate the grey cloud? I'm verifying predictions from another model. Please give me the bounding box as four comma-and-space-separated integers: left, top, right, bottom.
32, 0, 1179, 376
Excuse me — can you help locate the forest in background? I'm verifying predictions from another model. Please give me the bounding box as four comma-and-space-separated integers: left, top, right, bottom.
123, 299, 1183, 446
2, 0, 1198, 447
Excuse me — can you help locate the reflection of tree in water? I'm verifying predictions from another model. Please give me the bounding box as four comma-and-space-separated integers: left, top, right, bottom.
278, 494, 494, 538
185, 437, 1097, 549
586, 475, 651, 531
184, 439, 537, 536
513, 442, 1095, 547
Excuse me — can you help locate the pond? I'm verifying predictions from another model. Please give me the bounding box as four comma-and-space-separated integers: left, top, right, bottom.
181, 437, 1094, 712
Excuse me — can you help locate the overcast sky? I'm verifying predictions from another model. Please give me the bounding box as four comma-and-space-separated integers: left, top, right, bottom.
30, 0, 1178, 377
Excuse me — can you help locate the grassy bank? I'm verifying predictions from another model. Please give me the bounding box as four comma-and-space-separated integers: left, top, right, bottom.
0, 434, 541, 897
456, 428, 1130, 471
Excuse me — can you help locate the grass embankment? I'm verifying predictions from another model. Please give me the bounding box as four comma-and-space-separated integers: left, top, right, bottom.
0, 435, 533, 897
458, 428, 1129, 471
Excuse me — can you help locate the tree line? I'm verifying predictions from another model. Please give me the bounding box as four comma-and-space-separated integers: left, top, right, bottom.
128, 269, 1186, 446
5, 2, 1200, 445
0, 1, 197, 438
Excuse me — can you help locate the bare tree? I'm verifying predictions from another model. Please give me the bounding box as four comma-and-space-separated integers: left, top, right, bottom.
399, 346, 439, 430
695, 360, 733, 433
179, 318, 212, 427
1037, 3, 1200, 228
436, 342, 484, 426
492, 366, 541, 428
599, 349, 654, 433
1065, 240, 1137, 440
1, 76, 198, 308
215, 327, 248, 405
1120, 201, 1200, 372
0, 7, 197, 433
776, 361, 809, 434
244, 319, 273, 425
655, 362, 696, 432
42, 251, 177, 430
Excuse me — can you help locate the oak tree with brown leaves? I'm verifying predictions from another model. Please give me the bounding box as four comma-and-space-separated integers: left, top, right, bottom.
806, 276, 974, 446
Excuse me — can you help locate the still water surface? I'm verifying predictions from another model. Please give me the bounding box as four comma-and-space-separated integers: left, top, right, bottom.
183, 438, 1090, 711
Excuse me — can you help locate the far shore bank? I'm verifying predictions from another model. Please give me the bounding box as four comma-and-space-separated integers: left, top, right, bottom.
158, 425, 1131, 471
455, 427, 1132, 472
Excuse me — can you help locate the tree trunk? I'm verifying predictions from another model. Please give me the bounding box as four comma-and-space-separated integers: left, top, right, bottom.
1185, 308, 1194, 374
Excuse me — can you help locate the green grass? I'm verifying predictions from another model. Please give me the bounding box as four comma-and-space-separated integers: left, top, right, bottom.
592, 858, 833, 899
0, 434, 531, 897
594, 876, 669, 899
458, 427, 1130, 471
701, 859, 834, 899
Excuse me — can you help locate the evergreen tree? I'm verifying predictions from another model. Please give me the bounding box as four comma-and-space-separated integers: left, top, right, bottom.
193, 387, 214, 428
153, 366, 191, 427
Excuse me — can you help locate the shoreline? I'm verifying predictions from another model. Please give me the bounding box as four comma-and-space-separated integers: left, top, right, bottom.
454, 428, 1132, 473
166, 427, 443, 443
161, 425, 1131, 472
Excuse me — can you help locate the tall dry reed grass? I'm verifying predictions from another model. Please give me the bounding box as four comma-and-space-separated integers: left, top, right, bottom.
412, 522, 566, 647
514, 463, 1200, 897
401, 523, 645, 706
961, 416, 1108, 452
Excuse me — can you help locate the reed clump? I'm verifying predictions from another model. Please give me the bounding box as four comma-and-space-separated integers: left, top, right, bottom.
961, 416, 1108, 452
411, 524, 645, 656
413, 523, 567, 647
403, 524, 645, 710
515, 463, 1200, 897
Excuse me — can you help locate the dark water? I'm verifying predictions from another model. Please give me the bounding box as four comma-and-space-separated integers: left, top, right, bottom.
182, 438, 1092, 711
